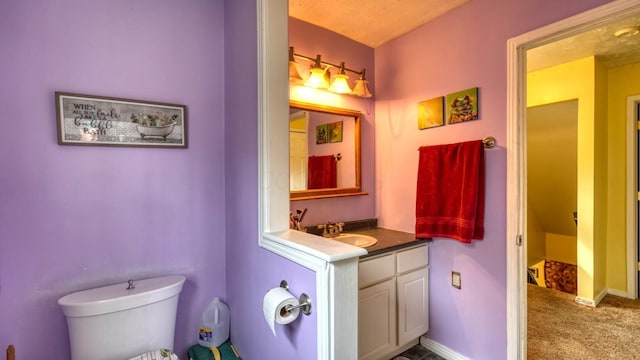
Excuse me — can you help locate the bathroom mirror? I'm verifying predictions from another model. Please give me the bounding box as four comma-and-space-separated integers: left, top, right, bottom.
289, 100, 366, 200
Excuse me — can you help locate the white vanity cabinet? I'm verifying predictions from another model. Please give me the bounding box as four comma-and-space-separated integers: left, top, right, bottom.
358, 253, 396, 360
358, 244, 429, 360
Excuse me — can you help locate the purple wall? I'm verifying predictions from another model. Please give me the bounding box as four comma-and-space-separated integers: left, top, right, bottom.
374, 0, 611, 359
289, 18, 376, 227
1, 0, 618, 359
223, 2, 318, 359
0, 0, 226, 357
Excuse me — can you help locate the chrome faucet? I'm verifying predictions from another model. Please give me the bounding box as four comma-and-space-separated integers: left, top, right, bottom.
318, 221, 344, 237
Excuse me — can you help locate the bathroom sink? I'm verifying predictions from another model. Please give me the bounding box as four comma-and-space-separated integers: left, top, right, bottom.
333, 233, 378, 248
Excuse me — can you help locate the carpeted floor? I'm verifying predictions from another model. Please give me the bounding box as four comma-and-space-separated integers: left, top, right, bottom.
528, 284, 640, 359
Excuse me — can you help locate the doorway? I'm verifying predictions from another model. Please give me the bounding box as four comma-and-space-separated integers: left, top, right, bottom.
507, 1, 640, 358
526, 100, 578, 293
290, 110, 309, 191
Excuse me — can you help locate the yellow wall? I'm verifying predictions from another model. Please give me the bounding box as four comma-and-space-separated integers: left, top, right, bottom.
530, 259, 546, 287
606, 63, 640, 292
546, 233, 577, 265
593, 60, 608, 298
290, 112, 306, 130
528, 57, 602, 300
527, 206, 546, 267
528, 58, 640, 299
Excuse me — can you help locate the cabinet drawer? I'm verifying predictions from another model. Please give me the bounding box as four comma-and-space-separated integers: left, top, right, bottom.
359, 253, 395, 288
396, 245, 428, 274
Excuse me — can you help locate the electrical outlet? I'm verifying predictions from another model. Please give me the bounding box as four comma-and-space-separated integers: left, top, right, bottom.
452, 271, 461, 289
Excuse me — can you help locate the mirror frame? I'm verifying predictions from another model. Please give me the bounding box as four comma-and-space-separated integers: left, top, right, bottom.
289, 100, 367, 201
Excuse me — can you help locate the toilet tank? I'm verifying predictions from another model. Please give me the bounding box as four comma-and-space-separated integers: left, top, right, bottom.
58, 275, 186, 360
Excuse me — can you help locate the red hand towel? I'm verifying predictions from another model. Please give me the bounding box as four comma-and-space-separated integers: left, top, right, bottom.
415, 140, 485, 243
307, 155, 337, 189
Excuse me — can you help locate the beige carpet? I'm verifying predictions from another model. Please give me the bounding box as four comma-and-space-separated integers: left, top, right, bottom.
528, 284, 640, 359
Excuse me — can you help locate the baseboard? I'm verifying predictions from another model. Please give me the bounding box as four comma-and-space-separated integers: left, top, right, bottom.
607, 288, 631, 299
575, 296, 596, 307
594, 287, 608, 305
575, 287, 608, 307
420, 337, 469, 360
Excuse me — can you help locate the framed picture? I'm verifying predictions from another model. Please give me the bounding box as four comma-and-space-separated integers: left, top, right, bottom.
446, 87, 479, 124
417, 97, 444, 130
55, 92, 187, 147
329, 121, 343, 143
316, 124, 328, 144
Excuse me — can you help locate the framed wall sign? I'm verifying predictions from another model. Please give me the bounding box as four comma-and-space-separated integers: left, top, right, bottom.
418, 96, 444, 130
315, 123, 328, 144
55, 92, 187, 148
445, 87, 479, 124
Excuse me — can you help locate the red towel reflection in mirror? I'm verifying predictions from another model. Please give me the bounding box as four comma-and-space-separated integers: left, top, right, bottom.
307, 155, 337, 189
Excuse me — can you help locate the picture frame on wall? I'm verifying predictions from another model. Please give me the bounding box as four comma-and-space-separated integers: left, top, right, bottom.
316, 123, 328, 144
417, 96, 444, 130
329, 121, 343, 143
55, 92, 188, 148
445, 87, 479, 124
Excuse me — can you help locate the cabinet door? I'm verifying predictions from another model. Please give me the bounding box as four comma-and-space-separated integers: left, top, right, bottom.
397, 267, 429, 346
358, 278, 396, 360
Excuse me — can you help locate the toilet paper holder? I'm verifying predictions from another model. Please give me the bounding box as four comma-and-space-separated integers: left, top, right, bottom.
279, 280, 312, 316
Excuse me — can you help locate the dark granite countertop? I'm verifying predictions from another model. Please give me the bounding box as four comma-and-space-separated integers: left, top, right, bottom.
349, 227, 429, 258
307, 218, 430, 259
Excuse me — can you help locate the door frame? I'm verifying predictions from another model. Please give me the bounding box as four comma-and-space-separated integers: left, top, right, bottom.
627, 94, 640, 299
507, 1, 640, 358
289, 110, 309, 191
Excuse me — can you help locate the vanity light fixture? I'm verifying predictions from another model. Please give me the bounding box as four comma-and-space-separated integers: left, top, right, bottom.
305, 55, 331, 89
352, 69, 372, 98
289, 46, 373, 98
289, 47, 305, 83
327, 62, 352, 94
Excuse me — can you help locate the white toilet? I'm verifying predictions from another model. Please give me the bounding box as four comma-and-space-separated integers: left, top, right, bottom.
58, 275, 186, 360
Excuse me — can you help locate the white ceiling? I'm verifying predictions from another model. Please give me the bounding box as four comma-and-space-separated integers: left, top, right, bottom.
289, 1, 640, 70
289, 0, 470, 48
528, 16, 640, 71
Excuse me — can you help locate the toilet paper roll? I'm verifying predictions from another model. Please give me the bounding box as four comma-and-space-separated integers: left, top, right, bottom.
262, 287, 300, 336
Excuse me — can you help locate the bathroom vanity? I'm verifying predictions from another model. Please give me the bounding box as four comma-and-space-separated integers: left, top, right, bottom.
333, 225, 430, 360
306, 219, 430, 360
